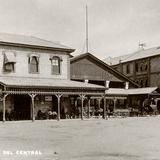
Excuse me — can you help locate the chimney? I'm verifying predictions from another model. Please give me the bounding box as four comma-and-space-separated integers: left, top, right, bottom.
125, 82, 129, 89
85, 79, 89, 83
105, 81, 110, 89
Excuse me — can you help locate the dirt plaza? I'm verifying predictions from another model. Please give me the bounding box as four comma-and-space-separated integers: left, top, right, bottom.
0, 117, 160, 160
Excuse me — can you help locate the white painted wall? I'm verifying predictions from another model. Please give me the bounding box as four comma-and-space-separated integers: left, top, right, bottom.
0, 46, 70, 79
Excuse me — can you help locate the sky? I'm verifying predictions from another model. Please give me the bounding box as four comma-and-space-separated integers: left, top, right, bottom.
0, 0, 160, 60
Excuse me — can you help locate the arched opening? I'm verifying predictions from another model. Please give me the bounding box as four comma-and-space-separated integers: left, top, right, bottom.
51, 56, 61, 75
29, 56, 39, 73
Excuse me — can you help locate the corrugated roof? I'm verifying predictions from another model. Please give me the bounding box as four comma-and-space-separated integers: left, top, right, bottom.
0, 76, 104, 90
106, 87, 158, 95
104, 47, 160, 65
0, 33, 74, 51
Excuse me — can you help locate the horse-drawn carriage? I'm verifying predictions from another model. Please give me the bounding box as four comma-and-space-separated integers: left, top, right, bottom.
142, 98, 160, 116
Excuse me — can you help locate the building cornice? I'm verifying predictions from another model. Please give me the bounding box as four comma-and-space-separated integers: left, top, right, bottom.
0, 41, 75, 54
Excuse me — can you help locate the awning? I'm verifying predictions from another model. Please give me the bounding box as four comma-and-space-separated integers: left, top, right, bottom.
0, 76, 105, 90
4, 51, 16, 64
105, 87, 159, 95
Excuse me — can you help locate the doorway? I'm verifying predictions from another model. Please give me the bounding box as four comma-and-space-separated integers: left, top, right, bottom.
14, 95, 31, 120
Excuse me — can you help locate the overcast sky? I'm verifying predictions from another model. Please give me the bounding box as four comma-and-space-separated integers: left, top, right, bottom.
0, 0, 160, 59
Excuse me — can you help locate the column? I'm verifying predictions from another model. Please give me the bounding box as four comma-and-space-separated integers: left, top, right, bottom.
88, 97, 91, 119
98, 98, 101, 109
98, 98, 101, 118
79, 94, 85, 120
29, 94, 36, 122
103, 96, 107, 119
74, 98, 78, 118
106, 99, 109, 118
2, 94, 8, 122
113, 98, 117, 112
55, 94, 62, 121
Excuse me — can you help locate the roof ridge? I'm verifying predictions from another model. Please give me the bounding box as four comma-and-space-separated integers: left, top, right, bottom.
0, 32, 74, 51
108, 46, 158, 60
30, 36, 71, 49
105, 46, 160, 65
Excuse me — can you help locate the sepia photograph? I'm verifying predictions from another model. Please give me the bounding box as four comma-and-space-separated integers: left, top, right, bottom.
0, 0, 160, 159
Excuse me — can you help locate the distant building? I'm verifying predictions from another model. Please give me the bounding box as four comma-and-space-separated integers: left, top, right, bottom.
70, 53, 147, 116
70, 52, 138, 88
104, 46, 160, 88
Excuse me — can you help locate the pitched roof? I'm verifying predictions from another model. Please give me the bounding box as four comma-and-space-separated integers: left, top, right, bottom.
0, 33, 74, 53
71, 53, 139, 87
0, 76, 104, 90
104, 46, 160, 65
106, 87, 158, 95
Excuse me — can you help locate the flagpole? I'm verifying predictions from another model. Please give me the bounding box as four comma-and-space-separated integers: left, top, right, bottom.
86, 5, 89, 53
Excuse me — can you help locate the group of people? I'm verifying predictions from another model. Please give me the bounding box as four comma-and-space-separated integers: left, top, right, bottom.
37, 109, 57, 120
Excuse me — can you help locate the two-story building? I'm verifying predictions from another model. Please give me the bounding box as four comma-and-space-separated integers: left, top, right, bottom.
104, 46, 160, 88
0, 33, 105, 121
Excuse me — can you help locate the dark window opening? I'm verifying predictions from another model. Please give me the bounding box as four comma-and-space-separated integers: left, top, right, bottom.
109, 81, 124, 88
88, 80, 105, 86
145, 79, 148, 87
126, 64, 130, 74
29, 56, 39, 73
140, 80, 143, 87
135, 63, 138, 72
4, 63, 15, 72
145, 64, 148, 71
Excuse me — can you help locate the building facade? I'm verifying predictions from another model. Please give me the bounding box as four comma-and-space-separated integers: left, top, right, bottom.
104, 47, 160, 88
0, 33, 105, 121
70, 53, 138, 88
71, 53, 160, 116
70, 53, 143, 116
